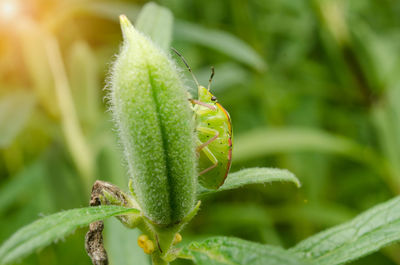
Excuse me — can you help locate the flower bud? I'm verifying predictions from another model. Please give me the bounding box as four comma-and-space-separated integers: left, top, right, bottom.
108, 15, 197, 226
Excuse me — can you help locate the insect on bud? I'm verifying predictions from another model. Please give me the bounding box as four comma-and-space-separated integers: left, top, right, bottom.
108, 15, 197, 226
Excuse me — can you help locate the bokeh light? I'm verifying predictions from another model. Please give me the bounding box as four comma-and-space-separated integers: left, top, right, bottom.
0, 0, 20, 22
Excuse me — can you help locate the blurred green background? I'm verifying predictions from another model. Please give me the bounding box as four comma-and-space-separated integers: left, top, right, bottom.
1, 0, 400, 264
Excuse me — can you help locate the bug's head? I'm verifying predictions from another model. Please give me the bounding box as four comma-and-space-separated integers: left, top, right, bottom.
198, 85, 217, 103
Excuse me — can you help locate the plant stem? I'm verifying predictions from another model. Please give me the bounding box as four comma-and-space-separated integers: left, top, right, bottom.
152, 254, 169, 265
45, 35, 94, 191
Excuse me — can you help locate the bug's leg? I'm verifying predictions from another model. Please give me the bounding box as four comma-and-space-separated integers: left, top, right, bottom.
197, 140, 219, 175
189, 98, 217, 111
196, 126, 220, 152
195, 126, 220, 175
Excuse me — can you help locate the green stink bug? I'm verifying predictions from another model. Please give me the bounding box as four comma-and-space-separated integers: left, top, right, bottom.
172, 48, 233, 190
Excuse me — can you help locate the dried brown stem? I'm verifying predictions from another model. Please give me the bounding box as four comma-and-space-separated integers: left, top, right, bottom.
85, 181, 112, 265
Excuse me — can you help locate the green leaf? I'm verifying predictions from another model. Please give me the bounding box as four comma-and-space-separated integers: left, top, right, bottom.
0, 206, 139, 265
234, 128, 366, 161
105, 218, 151, 265
174, 20, 266, 71
274, 202, 355, 228
372, 104, 400, 191
291, 196, 400, 265
67, 41, 100, 125
233, 128, 383, 170
136, 2, 174, 51
198, 168, 300, 196
0, 160, 44, 215
202, 203, 274, 228
45, 36, 95, 190
199, 203, 283, 245
0, 91, 36, 148
180, 236, 313, 265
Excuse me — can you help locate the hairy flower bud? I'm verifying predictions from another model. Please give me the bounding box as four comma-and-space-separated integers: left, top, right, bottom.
109, 15, 197, 226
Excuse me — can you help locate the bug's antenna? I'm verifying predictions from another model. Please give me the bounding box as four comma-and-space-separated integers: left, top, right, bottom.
171, 47, 200, 88
207, 66, 215, 91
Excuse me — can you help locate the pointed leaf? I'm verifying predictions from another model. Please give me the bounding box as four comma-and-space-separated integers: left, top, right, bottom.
67, 41, 100, 125
0, 91, 35, 148
198, 168, 300, 196
174, 21, 266, 71
180, 237, 313, 265
233, 128, 383, 173
136, 2, 174, 51
0, 206, 139, 265
291, 196, 400, 265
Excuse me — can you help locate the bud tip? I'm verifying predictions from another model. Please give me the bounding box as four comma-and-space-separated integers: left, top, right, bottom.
119, 14, 134, 40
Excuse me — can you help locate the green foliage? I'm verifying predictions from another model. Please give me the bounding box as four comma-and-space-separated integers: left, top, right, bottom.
109, 16, 197, 225
174, 21, 266, 71
1, 0, 400, 264
0, 160, 44, 216
198, 167, 300, 196
67, 41, 100, 126
0, 206, 139, 265
180, 237, 313, 265
292, 196, 400, 265
136, 2, 174, 51
105, 218, 151, 265
0, 91, 36, 148
182, 195, 400, 265
234, 128, 379, 164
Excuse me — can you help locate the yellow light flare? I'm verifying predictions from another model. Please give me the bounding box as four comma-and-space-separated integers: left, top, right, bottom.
0, 0, 20, 22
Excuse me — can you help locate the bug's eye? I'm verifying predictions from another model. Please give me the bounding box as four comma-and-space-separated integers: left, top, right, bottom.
211, 96, 217, 101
